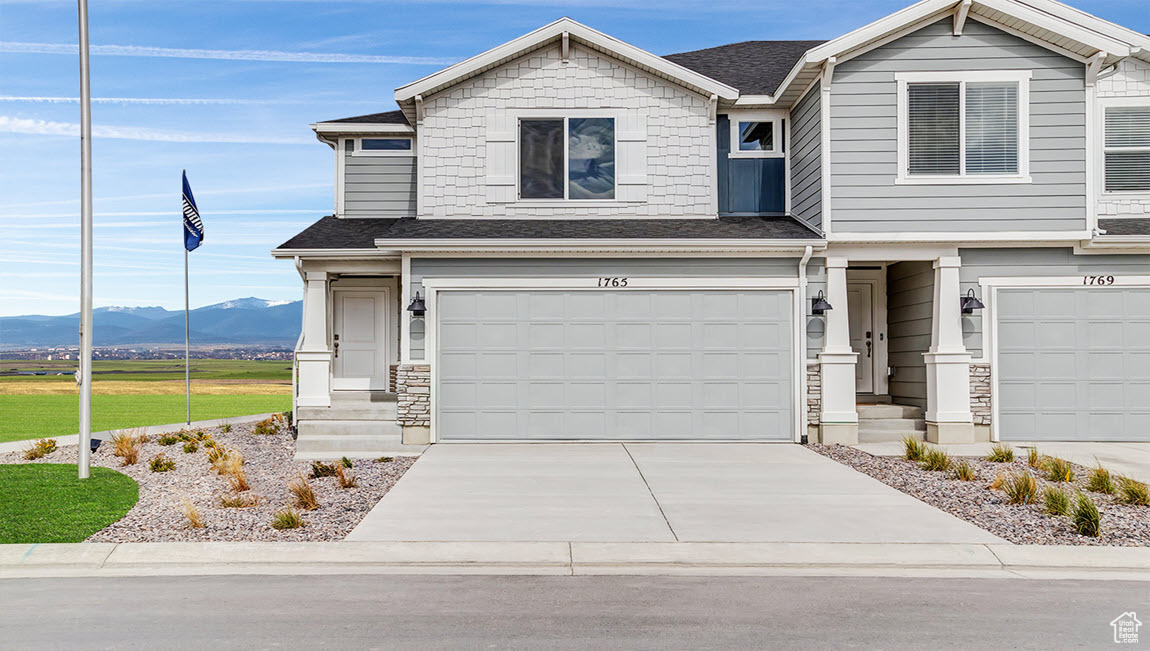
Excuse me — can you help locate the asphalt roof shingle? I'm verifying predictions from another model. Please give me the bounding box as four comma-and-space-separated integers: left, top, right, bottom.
1099, 218, 1150, 236
320, 110, 410, 125
663, 40, 825, 96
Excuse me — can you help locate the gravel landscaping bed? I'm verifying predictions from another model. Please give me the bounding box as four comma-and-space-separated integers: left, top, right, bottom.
809, 444, 1150, 546
1, 421, 415, 542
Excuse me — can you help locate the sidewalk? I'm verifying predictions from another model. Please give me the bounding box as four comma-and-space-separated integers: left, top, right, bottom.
0, 413, 277, 455
2, 541, 1147, 580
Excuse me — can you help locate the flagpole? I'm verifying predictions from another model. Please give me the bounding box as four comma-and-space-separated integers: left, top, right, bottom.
77, 0, 93, 480
184, 232, 191, 426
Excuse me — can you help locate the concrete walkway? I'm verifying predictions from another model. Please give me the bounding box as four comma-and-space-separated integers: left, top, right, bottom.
346, 443, 1003, 544
0, 413, 277, 455
855, 441, 1150, 484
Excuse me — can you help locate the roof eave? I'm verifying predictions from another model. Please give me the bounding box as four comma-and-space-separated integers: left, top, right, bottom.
311, 122, 415, 136
372, 238, 827, 253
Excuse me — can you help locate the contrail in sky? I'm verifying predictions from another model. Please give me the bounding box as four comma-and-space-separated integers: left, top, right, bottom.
0, 41, 457, 65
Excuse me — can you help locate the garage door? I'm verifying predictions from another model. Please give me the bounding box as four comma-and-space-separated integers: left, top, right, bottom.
996, 287, 1150, 441
436, 289, 794, 441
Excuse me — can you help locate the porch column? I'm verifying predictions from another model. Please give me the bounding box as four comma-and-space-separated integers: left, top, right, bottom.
818, 257, 859, 444
296, 270, 332, 408
923, 256, 974, 443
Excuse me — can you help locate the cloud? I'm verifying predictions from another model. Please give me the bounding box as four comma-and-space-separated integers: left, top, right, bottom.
0, 116, 312, 144
0, 41, 457, 65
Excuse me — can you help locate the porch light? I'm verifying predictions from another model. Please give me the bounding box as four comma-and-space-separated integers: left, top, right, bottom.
407, 292, 427, 317
960, 288, 985, 315
811, 290, 833, 315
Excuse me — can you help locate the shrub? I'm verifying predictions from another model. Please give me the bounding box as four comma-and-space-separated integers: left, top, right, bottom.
213, 449, 244, 476
902, 436, 925, 462
985, 443, 1014, 463
310, 461, 338, 478
218, 493, 258, 508
178, 430, 194, 442
1043, 457, 1075, 483
149, 454, 176, 473
225, 467, 251, 493
23, 438, 58, 460
919, 447, 951, 472
193, 430, 209, 441
376, 456, 395, 463
1118, 477, 1150, 507
289, 475, 319, 511
271, 508, 304, 530
340, 456, 354, 469
157, 434, 181, 446
989, 472, 1008, 491
1026, 447, 1043, 469
952, 460, 977, 482
1043, 486, 1072, 517
334, 464, 358, 489
206, 446, 230, 466
1003, 472, 1039, 505
182, 441, 199, 454
110, 430, 144, 466
221, 421, 233, 434
1073, 494, 1102, 537
179, 496, 204, 529
253, 417, 280, 436
1086, 464, 1117, 495
203, 439, 217, 449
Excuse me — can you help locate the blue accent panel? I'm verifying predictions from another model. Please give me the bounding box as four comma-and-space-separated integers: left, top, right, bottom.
716, 115, 786, 214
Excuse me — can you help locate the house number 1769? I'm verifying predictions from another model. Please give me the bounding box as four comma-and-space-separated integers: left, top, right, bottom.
598, 277, 629, 287
1083, 275, 1115, 285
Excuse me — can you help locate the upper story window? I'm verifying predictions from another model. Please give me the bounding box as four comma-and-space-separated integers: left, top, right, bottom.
1104, 104, 1150, 192
519, 117, 616, 200
350, 137, 413, 156
726, 111, 785, 159
896, 71, 1030, 184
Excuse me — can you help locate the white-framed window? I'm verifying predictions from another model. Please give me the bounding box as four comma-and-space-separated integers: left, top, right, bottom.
895, 71, 1031, 184
518, 116, 616, 200
726, 110, 786, 159
348, 137, 413, 156
1103, 101, 1150, 193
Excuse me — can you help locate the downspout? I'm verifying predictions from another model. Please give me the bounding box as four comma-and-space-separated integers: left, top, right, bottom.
797, 245, 813, 444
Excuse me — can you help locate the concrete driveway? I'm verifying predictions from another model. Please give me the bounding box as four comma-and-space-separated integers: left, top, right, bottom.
347, 443, 1002, 544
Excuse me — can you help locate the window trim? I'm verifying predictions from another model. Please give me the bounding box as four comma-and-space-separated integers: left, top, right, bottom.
1100, 97, 1150, 197
895, 70, 1031, 185
349, 136, 415, 157
515, 109, 620, 202
726, 109, 787, 159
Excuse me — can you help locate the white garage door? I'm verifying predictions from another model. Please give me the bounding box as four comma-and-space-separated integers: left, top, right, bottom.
996, 287, 1150, 441
435, 289, 794, 441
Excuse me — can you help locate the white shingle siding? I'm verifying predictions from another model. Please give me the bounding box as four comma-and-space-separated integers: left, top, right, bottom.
419, 44, 714, 218
1097, 58, 1150, 218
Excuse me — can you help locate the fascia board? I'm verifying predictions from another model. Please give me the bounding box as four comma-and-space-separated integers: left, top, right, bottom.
372, 238, 827, 252
312, 123, 414, 135
976, 0, 1131, 55
270, 248, 398, 259
1012, 0, 1150, 50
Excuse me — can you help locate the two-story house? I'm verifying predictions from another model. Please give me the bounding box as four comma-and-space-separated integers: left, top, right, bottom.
273, 0, 1150, 460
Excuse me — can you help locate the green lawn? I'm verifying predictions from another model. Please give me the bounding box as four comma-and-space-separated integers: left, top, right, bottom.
0, 464, 139, 543
0, 359, 291, 383
0, 394, 291, 443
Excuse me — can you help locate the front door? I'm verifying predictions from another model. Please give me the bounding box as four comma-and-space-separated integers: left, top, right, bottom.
848, 282, 874, 394
332, 289, 389, 391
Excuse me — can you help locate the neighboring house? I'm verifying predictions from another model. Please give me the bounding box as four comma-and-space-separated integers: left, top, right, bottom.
273, 0, 1150, 459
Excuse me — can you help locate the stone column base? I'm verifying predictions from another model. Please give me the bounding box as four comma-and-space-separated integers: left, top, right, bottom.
402, 425, 431, 445
819, 423, 859, 445
926, 421, 975, 444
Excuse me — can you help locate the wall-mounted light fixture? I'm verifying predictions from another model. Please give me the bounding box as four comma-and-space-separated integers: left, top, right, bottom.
960, 288, 985, 315
406, 291, 426, 317
811, 290, 833, 315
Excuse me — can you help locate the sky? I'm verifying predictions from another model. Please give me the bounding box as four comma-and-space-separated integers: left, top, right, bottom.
1, 0, 1147, 317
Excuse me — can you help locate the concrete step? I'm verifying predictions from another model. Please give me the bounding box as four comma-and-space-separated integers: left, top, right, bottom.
294, 420, 421, 461
329, 391, 397, 404
858, 429, 926, 444
297, 403, 398, 421
859, 418, 926, 432
857, 404, 923, 420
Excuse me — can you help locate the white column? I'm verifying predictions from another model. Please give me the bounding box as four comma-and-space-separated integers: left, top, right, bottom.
923, 256, 974, 443
296, 270, 332, 408
818, 257, 858, 444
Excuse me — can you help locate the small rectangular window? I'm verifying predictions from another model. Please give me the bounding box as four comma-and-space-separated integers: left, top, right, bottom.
738, 121, 774, 151
965, 83, 1018, 174
907, 83, 960, 175
360, 138, 412, 151
1104, 106, 1150, 192
519, 117, 615, 200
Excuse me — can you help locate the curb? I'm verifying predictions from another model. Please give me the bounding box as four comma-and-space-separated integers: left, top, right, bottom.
0, 413, 278, 455
2, 542, 1148, 579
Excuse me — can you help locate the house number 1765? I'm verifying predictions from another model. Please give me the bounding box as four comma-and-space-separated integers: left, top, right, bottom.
598, 277, 628, 287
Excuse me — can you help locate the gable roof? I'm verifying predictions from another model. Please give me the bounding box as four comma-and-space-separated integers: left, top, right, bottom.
663, 41, 825, 97
321, 110, 409, 125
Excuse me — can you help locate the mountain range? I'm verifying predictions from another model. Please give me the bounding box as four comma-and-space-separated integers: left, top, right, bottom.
0, 298, 302, 348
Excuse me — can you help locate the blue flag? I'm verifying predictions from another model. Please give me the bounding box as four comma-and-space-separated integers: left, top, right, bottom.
182, 171, 204, 252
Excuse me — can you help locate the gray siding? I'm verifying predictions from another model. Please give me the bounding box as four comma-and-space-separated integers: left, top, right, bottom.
408, 257, 801, 360
959, 248, 1150, 358
829, 18, 1087, 233
790, 81, 822, 231
343, 149, 417, 218
887, 261, 933, 409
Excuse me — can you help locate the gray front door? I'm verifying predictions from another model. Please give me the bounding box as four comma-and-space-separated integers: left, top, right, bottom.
436, 289, 794, 441
996, 287, 1150, 441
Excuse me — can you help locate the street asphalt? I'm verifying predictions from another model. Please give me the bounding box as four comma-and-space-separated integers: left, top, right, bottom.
2, 575, 1146, 649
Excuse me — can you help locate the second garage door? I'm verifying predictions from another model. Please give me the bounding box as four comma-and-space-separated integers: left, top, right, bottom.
435, 289, 794, 441
996, 287, 1150, 441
